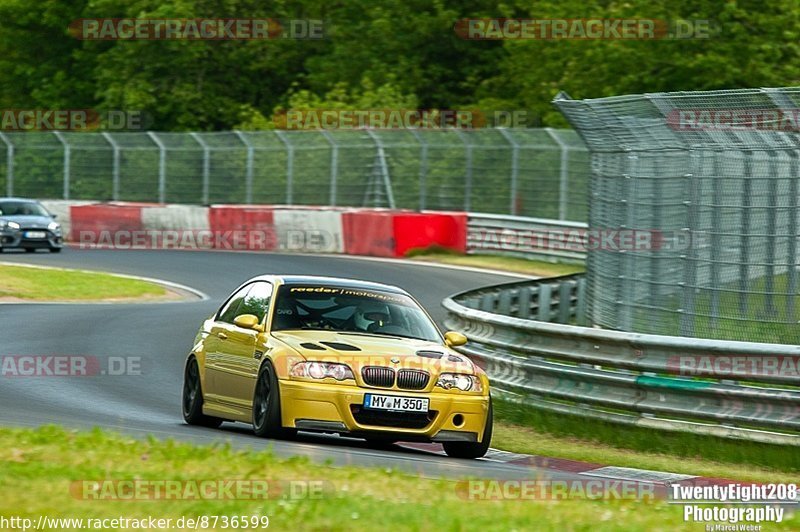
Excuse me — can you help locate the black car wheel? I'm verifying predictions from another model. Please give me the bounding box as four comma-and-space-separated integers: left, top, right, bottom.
443, 400, 493, 459
24, 248, 35, 253
182, 357, 222, 428
49, 246, 61, 253
253, 360, 295, 439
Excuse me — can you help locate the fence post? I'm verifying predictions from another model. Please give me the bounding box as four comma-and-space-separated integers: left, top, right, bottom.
787, 151, 799, 323
763, 89, 798, 322
545, 128, 570, 220
52, 131, 71, 200
498, 129, 520, 215
102, 132, 121, 201
680, 149, 702, 337
189, 133, 211, 205
619, 151, 638, 332
274, 131, 293, 205
147, 132, 167, 204
365, 130, 396, 209
0, 133, 13, 197
234, 130, 254, 204
765, 147, 778, 317
409, 130, 428, 211
320, 130, 339, 206
455, 130, 473, 211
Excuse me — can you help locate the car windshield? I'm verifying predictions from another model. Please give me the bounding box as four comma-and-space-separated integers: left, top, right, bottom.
0, 201, 50, 217
271, 284, 442, 343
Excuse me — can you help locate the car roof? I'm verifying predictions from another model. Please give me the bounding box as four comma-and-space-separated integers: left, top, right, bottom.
0, 198, 42, 203
248, 275, 408, 295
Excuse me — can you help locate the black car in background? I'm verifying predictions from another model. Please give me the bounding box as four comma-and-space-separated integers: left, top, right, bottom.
0, 198, 63, 253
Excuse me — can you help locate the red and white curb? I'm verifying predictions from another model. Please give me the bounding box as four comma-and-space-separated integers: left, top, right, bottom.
398, 442, 739, 489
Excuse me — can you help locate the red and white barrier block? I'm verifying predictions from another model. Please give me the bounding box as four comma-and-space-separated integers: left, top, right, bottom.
64, 202, 468, 258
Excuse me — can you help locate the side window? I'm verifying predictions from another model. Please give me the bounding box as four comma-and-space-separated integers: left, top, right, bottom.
217, 285, 251, 324
238, 282, 273, 323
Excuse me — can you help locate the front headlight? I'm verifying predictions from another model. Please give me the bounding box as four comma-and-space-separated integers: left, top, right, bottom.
290, 361, 355, 381
6, 221, 20, 230
436, 373, 482, 392
48, 221, 60, 232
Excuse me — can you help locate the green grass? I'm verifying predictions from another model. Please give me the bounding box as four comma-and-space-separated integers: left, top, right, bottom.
0, 264, 167, 301
4, 426, 790, 532
405, 247, 585, 277
493, 399, 800, 482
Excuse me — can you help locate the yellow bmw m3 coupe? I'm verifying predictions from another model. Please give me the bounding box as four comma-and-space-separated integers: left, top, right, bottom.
182, 275, 493, 458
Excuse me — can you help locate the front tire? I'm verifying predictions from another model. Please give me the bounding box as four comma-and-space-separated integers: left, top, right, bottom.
182, 357, 223, 428
252, 360, 295, 439
443, 400, 493, 459
49, 246, 62, 253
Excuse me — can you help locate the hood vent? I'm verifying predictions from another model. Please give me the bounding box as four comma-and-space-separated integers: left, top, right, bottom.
300, 342, 326, 351
319, 341, 361, 352
416, 350, 444, 359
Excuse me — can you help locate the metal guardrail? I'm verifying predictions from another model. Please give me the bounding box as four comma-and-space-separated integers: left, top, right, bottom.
443, 275, 800, 445
466, 213, 588, 262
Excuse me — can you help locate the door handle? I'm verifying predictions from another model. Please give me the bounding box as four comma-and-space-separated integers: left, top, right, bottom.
217, 332, 228, 340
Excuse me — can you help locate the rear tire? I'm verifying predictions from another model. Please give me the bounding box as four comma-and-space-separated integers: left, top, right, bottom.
182, 357, 223, 428
253, 360, 295, 439
443, 400, 493, 459
24, 248, 35, 253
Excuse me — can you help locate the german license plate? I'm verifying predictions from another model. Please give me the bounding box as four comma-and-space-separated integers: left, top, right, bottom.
363, 393, 429, 412
24, 231, 46, 239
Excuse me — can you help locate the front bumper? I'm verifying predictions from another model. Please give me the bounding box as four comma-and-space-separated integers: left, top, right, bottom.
280, 379, 491, 442
0, 228, 63, 250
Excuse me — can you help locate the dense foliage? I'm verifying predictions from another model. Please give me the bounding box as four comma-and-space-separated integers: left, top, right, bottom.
0, 0, 797, 130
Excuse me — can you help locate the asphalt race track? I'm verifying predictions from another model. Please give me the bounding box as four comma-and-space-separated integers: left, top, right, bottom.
0, 248, 585, 482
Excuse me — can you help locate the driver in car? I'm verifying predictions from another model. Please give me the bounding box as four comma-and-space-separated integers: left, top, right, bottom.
353, 301, 392, 333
